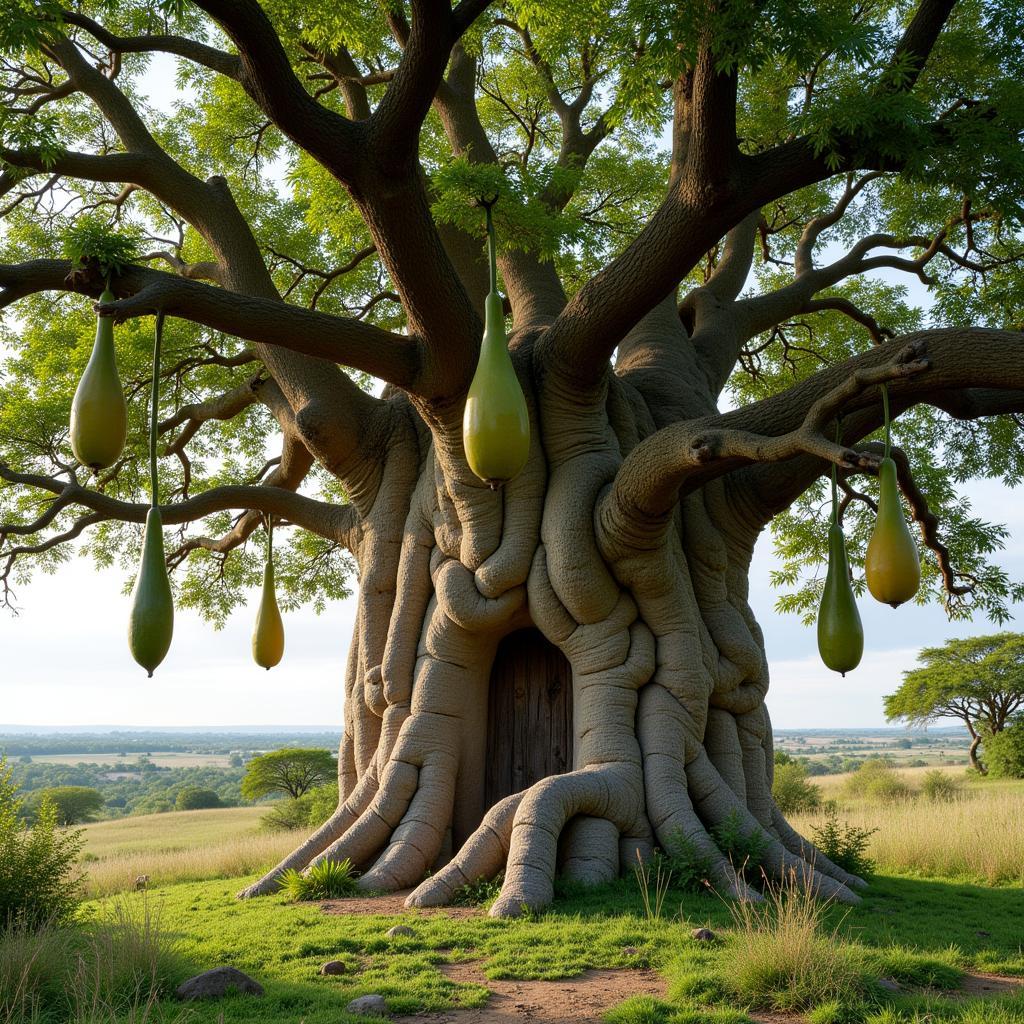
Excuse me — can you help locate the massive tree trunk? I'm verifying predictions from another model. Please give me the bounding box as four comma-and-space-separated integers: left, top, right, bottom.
236, 345, 868, 914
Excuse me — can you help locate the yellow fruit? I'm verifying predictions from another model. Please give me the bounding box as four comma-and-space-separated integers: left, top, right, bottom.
817, 521, 864, 676
128, 507, 174, 676
70, 288, 127, 470
865, 457, 920, 607
252, 561, 284, 670
462, 291, 530, 487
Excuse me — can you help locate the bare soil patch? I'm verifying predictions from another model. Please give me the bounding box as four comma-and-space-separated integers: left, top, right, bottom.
392, 961, 666, 1023
319, 891, 484, 919
955, 974, 1024, 998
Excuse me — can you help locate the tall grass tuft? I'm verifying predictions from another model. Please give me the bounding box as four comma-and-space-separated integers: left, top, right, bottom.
0, 896, 187, 1024
723, 867, 868, 1012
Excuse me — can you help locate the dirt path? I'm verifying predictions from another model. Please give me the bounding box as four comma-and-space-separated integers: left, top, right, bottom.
320, 892, 483, 919
955, 974, 1024, 998
392, 961, 666, 1023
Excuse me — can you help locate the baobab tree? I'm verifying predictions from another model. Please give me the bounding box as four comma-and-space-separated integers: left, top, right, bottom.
1, 1, 1023, 916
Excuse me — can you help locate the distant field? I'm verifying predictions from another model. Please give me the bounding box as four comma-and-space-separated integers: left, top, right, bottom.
774, 730, 970, 766
27, 750, 241, 768
791, 766, 1024, 885
79, 805, 303, 896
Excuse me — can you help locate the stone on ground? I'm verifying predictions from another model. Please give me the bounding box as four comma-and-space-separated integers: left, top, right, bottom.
175, 966, 264, 1000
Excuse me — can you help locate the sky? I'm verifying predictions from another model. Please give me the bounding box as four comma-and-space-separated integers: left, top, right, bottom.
3, 54, 1022, 732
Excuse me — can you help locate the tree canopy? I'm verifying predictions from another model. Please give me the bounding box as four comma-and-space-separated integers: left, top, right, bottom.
240, 748, 336, 800
31, 785, 105, 825
884, 632, 1024, 771
0, 0, 1021, 626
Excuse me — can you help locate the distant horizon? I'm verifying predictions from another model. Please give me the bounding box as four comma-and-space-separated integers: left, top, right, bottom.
0, 723, 969, 736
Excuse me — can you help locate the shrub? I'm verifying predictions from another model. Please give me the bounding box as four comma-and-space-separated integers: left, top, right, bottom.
712, 810, 768, 876
0, 760, 84, 928
843, 760, 913, 803
773, 762, 823, 814
278, 858, 359, 901
261, 782, 338, 833
174, 787, 222, 811
810, 810, 876, 879
983, 720, 1024, 779
920, 770, 962, 803
723, 869, 870, 1012
663, 831, 713, 893
451, 873, 503, 907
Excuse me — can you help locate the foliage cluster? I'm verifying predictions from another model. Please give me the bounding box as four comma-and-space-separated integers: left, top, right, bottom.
0, 760, 83, 928
982, 720, 1024, 779
260, 782, 338, 832
810, 810, 877, 879
278, 858, 359, 902
241, 748, 336, 801
773, 761, 825, 814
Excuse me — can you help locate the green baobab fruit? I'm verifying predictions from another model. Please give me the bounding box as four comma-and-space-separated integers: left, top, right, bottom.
128, 507, 174, 676
252, 560, 285, 670
817, 521, 863, 676
70, 288, 127, 470
463, 291, 530, 487
865, 457, 920, 607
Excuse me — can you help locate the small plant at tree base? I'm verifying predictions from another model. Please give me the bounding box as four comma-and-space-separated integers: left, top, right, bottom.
662, 830, 713, 893
712, 810, 769, 878
810, 811, 877, 879
0, 759, 84, 928
451, 873, 503, 907
633, 850, 672, 922
278, 858, 359, 901
920, 770, 963, 803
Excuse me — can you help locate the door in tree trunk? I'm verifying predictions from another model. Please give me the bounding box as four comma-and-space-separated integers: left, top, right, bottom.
484, 628, 574, 814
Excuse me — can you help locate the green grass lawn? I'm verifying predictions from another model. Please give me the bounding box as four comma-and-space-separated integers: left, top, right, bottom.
79, 869, 1024, 1024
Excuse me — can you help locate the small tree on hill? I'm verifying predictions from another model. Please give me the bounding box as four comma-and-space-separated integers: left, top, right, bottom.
33, 786, 105, 825
884, 634, 1024, 775
241, 749, 336, 801
983, 719, 1024, 779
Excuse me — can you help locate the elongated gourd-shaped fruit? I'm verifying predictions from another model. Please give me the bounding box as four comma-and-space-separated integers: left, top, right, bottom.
865, 457, 920, 607
70, 288, 127, 471
817, 521, 864, 676
463, 291, 530, 487
128, 507, 174, 677
252, 560, 284, 670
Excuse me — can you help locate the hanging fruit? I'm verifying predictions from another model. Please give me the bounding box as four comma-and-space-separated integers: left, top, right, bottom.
70, 285, 127, 471
817, 435, 863, 676
252, 521, 285, 670
865, 385, 920, 607
128, 506, 174, 677
462, 199, 530, 488
128, 313, 174, 676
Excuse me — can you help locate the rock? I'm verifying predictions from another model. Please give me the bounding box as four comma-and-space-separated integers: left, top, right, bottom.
691, 927, 716, 942
622, 946, 640, 956
175, 966, 263, 1001
319, 960, 347, 976
346, 994, 387, 1016
386, 924, 414, 938
878, 978, 902, 993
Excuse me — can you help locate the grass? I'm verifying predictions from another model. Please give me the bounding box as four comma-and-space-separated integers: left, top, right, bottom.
791, 774, 1024, 885
79, 807, 303, 897
65, 866, 1021, 1024
0, 897, 188, 1023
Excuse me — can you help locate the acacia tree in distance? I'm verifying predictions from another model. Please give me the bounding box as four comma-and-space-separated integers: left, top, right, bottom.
885, 634, 1024, 774
1, 2, 1023, 916
240, 749, 337, 800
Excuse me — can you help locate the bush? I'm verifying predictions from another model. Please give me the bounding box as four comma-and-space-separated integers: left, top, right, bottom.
920, 770, 962, 803
810, 810, 876, 879
712, 810, 768, 876
663, 831, 714, 893
773, 762, 823, 814
984, 720, 1024, 779
843, 760, 913, 803
0, 760, 84, 928
174, 787, 222, 811
278, 858, 359, 901
452, 873, 503, 907
261, 782, 338, 833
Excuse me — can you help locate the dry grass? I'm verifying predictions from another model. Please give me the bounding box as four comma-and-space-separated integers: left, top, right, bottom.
79, 807, 302, 897
722, 868, 868, 1011
791, 773, 1024, 885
